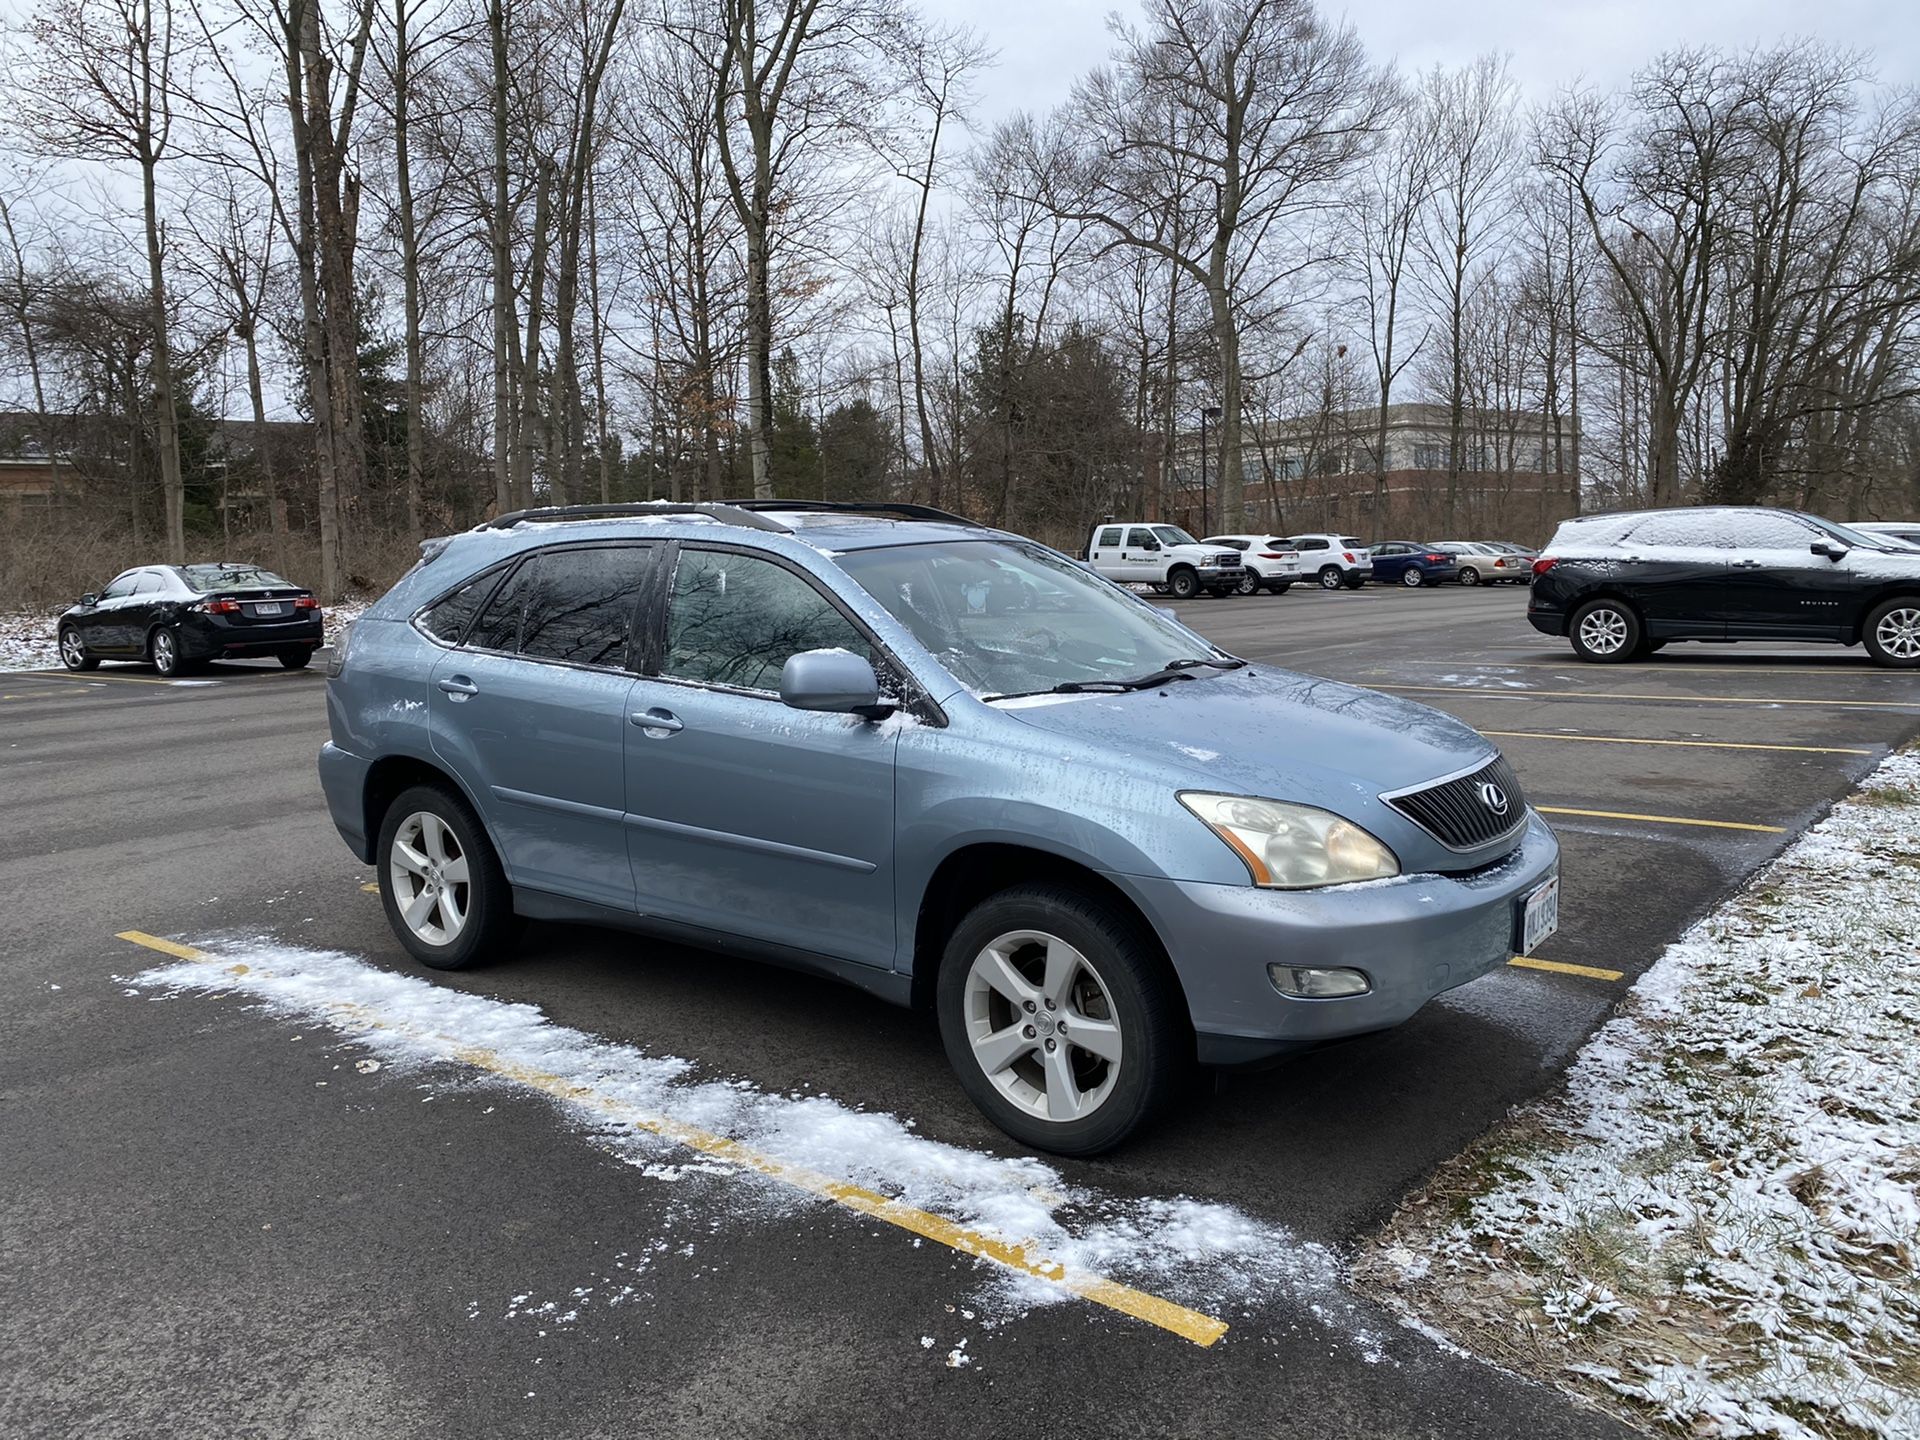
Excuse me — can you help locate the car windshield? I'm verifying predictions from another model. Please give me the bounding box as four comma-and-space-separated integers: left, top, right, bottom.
180, 564, 292, 590
835, 540, 1229, 700
1813, 518, 1908, 552
1151, 526, 1199, 547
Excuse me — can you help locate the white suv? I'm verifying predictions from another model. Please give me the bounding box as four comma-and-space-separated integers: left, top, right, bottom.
1203, 535, 1303, 595
1284, 534, 1373, 590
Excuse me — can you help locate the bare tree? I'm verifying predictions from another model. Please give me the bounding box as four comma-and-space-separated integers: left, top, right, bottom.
1052, 0, 1390, 527
23, 0, 191, 561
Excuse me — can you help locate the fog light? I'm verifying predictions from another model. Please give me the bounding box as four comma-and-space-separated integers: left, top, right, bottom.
1267, 965, 1371, 998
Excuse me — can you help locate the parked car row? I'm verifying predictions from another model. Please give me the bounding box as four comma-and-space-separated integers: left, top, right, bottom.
1085, 524, 1542, 597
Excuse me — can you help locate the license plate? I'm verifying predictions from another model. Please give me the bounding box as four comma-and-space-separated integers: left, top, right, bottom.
253, 602, 284, 616
1517, 875, 1560, 955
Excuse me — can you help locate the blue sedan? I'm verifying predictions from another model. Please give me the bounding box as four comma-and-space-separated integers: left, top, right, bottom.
1367, 542, 1462, 588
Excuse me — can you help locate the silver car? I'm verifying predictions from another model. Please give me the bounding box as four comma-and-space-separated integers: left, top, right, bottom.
320, 502, 1560, 1154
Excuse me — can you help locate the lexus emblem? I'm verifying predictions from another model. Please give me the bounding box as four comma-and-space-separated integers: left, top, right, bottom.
1478, 781, 1510, 816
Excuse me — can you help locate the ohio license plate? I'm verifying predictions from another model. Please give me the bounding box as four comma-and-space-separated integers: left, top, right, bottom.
254, 602, 284, 616
1517, 875, 1559, 955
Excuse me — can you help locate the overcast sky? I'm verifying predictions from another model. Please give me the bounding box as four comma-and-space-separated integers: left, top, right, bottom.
925, 0, 1919, 123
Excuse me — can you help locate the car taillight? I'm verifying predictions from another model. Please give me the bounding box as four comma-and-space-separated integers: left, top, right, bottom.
1493, 558, 1510, 567
1342, 551, 1356, 563
1425, 553, 1446, 563
294, 596, 319, 610
1532, 556, 1558, 577
1257, 552, 1283, 559
205, 598, 242, 614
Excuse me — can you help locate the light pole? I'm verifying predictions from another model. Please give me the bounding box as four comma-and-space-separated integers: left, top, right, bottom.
1198, 405, 1222, 534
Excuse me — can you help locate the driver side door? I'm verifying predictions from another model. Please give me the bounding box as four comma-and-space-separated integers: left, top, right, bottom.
1122, 527, 1162, 582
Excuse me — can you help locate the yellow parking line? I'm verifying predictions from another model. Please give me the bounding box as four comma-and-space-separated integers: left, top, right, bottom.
12, 669, 183, 687
1371, 683, 1920, 711
114, 930, 1230, 1348
1507, 955, 1625, 982
1, 690, 65, 702
1483, 730, 1874, 757
1536, 806, 1785, 834
360, 882, 380, 893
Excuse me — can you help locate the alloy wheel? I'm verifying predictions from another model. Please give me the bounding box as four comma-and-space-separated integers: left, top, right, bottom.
1460, 567, 1480, 586
1875, 607, 1920, 660
1236, 570, 1260, 596
962, 929, 1123, 1124
1319, 567, 1342, 590
1578, 607, 1629, 656
152, 631, 176, 674
389, 810, 472, 946
59, 630, 86, 668
1402, 569, 1423, 587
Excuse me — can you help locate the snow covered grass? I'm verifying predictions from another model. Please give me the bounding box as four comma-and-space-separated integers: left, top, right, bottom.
0, 611, 60, 671
125, 940, 1385, 1351
1359, 747, 1920, 1439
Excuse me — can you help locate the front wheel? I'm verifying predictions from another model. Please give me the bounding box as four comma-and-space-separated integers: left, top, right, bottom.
1401, 568, 1424, 588
377, 783, 520, 970
58, 627, 98, 671
1235, 569, 1261, 596
1863, 597, 1920, 668
1570, 599, 1643, 664
1166, 567, 1199, 600
937, 883, 1186, 1156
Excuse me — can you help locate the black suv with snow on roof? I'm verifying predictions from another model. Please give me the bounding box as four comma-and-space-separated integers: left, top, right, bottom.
1527, 506, 1920, 668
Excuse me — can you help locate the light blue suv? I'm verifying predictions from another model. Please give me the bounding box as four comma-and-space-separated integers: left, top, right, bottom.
320, 502, 1560, 1154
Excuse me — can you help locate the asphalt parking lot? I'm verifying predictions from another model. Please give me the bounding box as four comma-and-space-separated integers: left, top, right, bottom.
5, 585, 1917, 1439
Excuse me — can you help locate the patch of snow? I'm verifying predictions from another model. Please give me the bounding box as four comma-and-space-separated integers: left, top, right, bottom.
131, 940, 1377, 1342
1363, 747, 1920, 1438
1430, 673, 1533, 690
1170, 743, 1221, 763
0, 611, 60, 671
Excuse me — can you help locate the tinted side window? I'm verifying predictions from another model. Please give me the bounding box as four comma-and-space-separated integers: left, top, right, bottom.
100, 573, 139, 599
421, 568, 504, 645
517, 547, 651, 667
132, 572, 165, 595
1096, 527, 1122, 547
1628, 514, 1726, 548
1126, 528, 1156, 547
663, 549, 871, 694
1295, 538, 1327, 551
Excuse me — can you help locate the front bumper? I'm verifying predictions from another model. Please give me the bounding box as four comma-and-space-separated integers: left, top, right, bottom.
1197, 564, 1242, 588
1125, 812, 1560, 1064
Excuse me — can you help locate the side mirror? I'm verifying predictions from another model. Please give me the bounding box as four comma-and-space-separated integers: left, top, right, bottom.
779, 649, 895, 722
1141, 539, 1161, 552
1810, 540, 1848, 561
80, 593, 99, 607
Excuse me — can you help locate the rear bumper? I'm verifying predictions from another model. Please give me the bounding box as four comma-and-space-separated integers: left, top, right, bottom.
178, 614, 324, 659
1125, 812, 1560, 1065
1527, 607, 1566, 637
319, 741, 375, 862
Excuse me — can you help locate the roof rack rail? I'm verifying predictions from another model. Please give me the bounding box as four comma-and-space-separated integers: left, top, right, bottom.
718, 499, 985, 528
480, 502, 791, 533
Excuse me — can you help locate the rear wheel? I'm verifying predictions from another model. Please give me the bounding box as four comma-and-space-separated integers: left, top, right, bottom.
278, 650, 313, 670
58, 627, 98, 671
937, 883, 1186, 1156
150, 628, 184, 677
1569, 599, 1642, 664
1863, 597, 1920, 668
377, 783, 520, 970
1318, 566, 1343, 590
1167, 566, 1199, 600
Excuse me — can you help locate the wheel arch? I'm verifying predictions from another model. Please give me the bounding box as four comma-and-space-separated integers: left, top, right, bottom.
1849, 586, 1920, 645
362, 753, 489, 866
909, 842, 1179, 1014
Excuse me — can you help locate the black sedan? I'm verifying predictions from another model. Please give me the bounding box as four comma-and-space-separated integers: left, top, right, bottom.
58, 563, 324, 676
1528, 506, 1920, 668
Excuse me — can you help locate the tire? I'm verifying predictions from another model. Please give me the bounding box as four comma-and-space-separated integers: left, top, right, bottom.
1318, 565, 1343, 591
278, 650, 313, 670
1569, 598, 1643, 664
376, 783, 521, 970
58, 626, 98, 671
1459, 566, 1481, 586
1344, 576, 1367, 590
1270, 582, 1292, 595
150, 627, 184, 677
1863, 597, 1920, 668
1167, 567, 1199, 600
1235, 569, 1261, 596
937, 882, 1187, 1156
1401, 568, 1424, 588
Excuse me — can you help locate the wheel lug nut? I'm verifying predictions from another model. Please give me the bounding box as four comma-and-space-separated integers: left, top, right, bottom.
1043, 998, 1055, 1010
1022, 1000, 1035, 1013
1044, 1038, 1056, 1052
1022, 1025, 1035, 1038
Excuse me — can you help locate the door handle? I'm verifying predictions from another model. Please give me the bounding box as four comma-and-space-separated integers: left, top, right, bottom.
630, 708, 683, 734
437, 675, 479, 696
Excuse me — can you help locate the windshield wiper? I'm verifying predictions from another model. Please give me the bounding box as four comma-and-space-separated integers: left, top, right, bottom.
983, 657, 1242, 702
1161, 655, 1244, 672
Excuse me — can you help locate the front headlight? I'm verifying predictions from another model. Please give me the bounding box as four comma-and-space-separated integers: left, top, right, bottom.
1178, 793, 1399, 889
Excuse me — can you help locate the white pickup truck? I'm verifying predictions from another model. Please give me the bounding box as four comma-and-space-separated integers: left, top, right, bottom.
1085, 523, 1246, 599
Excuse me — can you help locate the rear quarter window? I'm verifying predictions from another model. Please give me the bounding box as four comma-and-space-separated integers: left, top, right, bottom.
419, 567, 506, 645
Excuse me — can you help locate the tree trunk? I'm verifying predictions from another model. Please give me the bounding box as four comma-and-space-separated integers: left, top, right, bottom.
487, 0, 512, 516
141, 145, 186, 564
393, 0, 426, 538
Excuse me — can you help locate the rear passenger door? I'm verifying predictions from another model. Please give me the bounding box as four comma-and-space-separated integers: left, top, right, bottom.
622, 544, 899, 969
1614, 513, 1730, 640
426, 543, 654, 910
1087, 525, 1124, 573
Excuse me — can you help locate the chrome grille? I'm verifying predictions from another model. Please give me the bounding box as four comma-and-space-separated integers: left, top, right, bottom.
1385, 756, 1526, 851
1209, 551, 1242, 567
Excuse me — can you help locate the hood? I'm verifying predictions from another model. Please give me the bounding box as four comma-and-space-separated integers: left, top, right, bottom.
995, 664, 1495, 811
